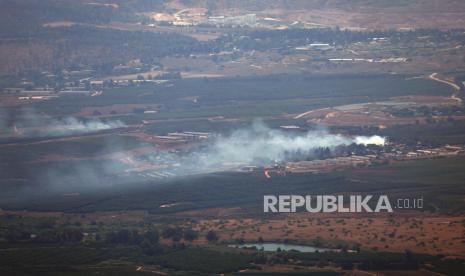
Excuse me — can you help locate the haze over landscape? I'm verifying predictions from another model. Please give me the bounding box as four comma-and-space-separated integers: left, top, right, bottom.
1, 1, 465, 275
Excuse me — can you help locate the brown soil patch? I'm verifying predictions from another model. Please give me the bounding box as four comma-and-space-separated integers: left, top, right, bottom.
183, 211, 465, 256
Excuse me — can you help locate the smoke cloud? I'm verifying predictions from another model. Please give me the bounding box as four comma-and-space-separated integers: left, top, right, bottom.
0, 120, 387, 199
354, 135, 386, 146
0, 108, 126, 138
132, 121, 386, 177
33, 117, 126, 137
198, 122, 348, 166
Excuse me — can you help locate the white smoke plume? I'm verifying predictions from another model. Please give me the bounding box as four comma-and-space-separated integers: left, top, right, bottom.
37, 117, 126, 137
0, 120, 387, 195
199, 122, 350, 166
137, 121, 387, 176
3, 108, 126, 138
354, 135, 386, 146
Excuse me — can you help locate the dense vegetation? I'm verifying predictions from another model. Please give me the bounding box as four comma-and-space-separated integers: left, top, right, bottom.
0, 0, 163, 37
219, 27, 465, 51
1, 211, 463, 275
2, 7, 465, 75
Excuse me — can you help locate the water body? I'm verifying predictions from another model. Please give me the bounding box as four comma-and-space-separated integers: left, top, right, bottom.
228, 243, 338, 253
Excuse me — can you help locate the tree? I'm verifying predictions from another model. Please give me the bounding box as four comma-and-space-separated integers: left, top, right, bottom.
60, 228, 84, 242
183, 228, 198, 241
105, 229, 130, 244
162, 227, 183, 242
206, 230, 218, 242
145, 229, 159, 244
141, 239, 164, 256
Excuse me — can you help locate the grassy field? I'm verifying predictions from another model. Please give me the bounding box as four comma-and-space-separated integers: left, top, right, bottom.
348, 157, 465, 212
0, 135, 144, 162
1, 155, 465, 214
380, 120, 465, 146
28, 75, 453, 121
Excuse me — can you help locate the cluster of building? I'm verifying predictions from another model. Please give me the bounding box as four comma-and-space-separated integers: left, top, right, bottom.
1, 70, 97, 100
328, 57, 407, 63
3, 87, 95, 100
158, 10, 259, 27
207, 14, 258, 27
296, 43, 334, 51
283, 144, 465, 174
285, 155, 374, 173
153, 131, 212, 143
390, 145, 465, 160
1, 64, 177, 101
150, 9, 310, 30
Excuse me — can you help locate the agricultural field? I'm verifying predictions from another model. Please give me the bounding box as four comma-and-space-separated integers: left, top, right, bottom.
2, 0, 465, 275
26, 74, 454, 121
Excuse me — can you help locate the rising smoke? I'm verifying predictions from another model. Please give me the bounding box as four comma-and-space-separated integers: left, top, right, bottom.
354, 135, 386, 146
33, 117, 126, 137
1, 108, 126, 138
0, 119, 387, 200
138, 121, 386, 176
